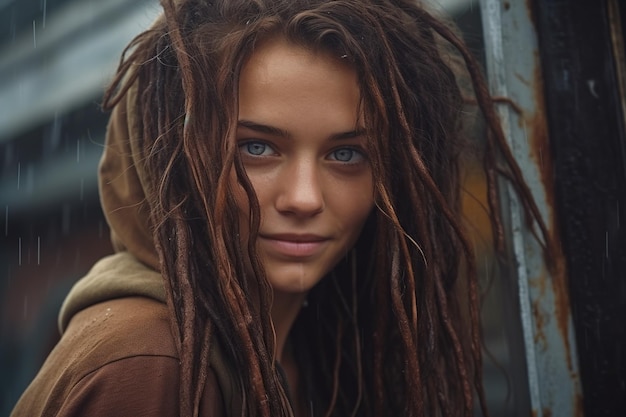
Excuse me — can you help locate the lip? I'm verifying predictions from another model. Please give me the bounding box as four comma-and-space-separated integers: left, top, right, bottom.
259, 233, 329, 258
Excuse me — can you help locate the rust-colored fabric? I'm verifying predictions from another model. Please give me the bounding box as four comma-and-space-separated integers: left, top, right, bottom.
11, 81, 242, 416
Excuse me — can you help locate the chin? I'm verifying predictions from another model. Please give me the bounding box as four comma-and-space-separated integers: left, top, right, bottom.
265, 264, 328, 294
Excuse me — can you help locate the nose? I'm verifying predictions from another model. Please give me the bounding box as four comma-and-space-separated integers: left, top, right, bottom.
275, 158, 324, 217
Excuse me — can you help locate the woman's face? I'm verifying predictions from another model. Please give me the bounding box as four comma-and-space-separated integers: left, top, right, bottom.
235, 37, 374, 295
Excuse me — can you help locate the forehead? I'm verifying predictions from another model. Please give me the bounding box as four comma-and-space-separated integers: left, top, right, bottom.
238, 36, 362, 129
239, 36, 358, 95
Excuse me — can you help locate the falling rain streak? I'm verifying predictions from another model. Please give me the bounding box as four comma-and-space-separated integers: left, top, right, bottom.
5, 206, 8, 236
17, 163, 21, 190
33, 20, 36, 49
18, 237, 22, 266
37, 236, 41, 265
76, 139, 80, 163
43, 0, 48, 29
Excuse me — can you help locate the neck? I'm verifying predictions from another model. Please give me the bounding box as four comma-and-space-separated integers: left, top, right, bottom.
271, 290, 306, 363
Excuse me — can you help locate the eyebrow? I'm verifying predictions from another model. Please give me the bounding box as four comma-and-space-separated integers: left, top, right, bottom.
237, 120, 366, 141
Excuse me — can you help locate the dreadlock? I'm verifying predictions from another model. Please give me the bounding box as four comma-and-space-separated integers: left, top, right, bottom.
101, 1, 552, 416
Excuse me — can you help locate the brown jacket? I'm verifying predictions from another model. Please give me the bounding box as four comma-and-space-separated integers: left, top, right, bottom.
11, 73, 242, 416
11, 253, 242, 417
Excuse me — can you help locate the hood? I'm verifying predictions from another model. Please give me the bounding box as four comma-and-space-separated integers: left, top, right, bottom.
99, 79, 160, 271
59, 79, 164, 331
58, 252, 165, 332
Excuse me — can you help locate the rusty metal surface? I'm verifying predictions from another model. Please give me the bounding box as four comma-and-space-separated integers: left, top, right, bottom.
479, 0, 583, 415
533, 0, 626, 416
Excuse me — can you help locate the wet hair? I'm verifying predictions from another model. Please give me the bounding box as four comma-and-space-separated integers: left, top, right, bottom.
103, 0, 551, 416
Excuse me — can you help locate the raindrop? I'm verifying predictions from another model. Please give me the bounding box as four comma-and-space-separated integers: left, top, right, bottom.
4, 206, 8, 236
18, 237, 22, 266
37, 236, 41, 265
43, 0, 48, 29
77, 139, 81, 163
47, 112, 62, 152
9, 7, 16, 44
33, 20, 37, 49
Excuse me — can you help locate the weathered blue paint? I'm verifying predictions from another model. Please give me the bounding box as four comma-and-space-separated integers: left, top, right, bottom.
479, 0, 583, 415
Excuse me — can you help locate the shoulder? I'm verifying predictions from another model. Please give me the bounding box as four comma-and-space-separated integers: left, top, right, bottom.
11, 297, 225, 416
66, 296, 176, 360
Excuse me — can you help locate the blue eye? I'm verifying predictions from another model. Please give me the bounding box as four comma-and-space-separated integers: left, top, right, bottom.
330, 148, 365, 163
240, 141, 274, 156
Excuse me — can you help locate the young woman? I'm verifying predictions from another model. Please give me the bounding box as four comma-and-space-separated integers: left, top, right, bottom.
11, 0, 549, 416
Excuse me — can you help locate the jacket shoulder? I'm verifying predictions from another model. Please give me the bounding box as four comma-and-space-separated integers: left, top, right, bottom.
11, 297, 225, 416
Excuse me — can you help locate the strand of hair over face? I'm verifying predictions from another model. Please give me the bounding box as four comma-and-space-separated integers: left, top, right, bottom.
341, 4, 482, 416
157, 1, 289, 416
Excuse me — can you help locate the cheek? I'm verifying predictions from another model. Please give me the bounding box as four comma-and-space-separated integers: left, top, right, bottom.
348, 204, 374, 241
338, 185, 375, 240
231, 164, 274, 218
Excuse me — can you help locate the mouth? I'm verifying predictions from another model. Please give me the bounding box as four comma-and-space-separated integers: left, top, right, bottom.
259, 233, 330, 258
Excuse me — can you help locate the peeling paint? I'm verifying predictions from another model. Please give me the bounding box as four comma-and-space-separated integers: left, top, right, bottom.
526, 61, 577, 374
480, 0, 584, 415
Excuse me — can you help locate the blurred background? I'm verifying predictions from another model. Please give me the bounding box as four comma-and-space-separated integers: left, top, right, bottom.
1, 1, 624, 416
0, 0, 160, 412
